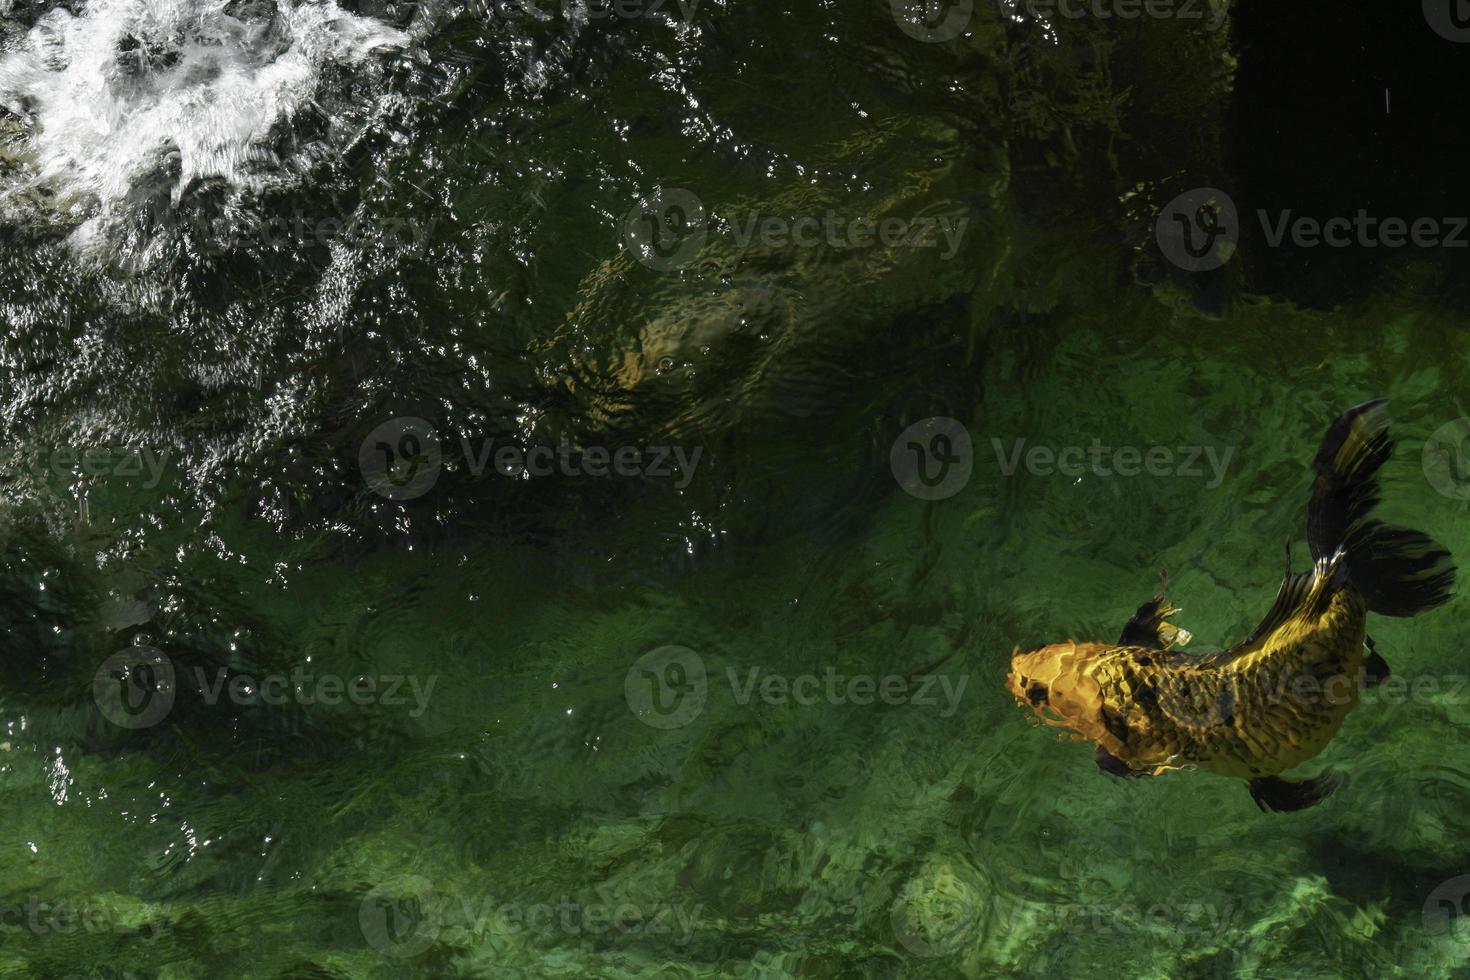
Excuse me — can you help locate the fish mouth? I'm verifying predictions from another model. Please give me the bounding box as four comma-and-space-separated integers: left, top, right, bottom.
1006, 641, 1104, 733
1013, 683, 1068, 727
1004, 643, 1060, 707
1005, 669, 1063, 725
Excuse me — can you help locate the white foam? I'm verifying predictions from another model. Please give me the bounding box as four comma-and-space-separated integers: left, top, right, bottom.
0, 0, 406, 256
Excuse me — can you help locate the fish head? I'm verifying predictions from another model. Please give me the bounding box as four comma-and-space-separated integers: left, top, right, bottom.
1005, 641, 1111, 739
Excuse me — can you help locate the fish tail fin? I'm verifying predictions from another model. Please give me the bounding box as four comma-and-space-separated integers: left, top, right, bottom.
1307, 400, 1456, 617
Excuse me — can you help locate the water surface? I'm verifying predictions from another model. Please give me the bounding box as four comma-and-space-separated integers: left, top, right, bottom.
2, 1, 1470, 976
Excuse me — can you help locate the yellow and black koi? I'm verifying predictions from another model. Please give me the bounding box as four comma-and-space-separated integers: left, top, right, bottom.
1006, 401, 1455, 812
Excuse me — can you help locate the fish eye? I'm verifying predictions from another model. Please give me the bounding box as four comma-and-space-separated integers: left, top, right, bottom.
1026, 683, 1048, 707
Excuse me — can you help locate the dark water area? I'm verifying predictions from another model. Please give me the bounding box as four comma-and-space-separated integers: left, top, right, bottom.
1, 0, 1470, 976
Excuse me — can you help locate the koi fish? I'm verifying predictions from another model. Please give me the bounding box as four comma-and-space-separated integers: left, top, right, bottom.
1005, 401, 1455, 811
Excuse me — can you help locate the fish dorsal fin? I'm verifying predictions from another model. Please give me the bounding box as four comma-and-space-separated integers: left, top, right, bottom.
1241, 539, 1319, 647
1242, 568, 1316, 645
1198, 543, 1325, 670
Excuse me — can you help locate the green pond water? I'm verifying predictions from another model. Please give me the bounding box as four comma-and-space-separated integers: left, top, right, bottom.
3, 0, 1470, 976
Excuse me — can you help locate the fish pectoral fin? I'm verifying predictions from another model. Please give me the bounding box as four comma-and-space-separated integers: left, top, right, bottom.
1117, 594, 1192, 651
1094, 744, 1152, 779
1363, 635, 1390, 688
1247, 771, 1340, 813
